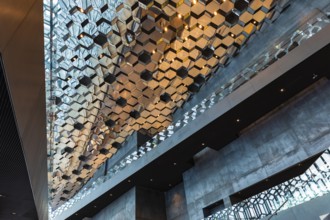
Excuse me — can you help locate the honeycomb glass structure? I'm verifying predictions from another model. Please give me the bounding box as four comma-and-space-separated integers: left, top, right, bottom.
45, 0, 283, 209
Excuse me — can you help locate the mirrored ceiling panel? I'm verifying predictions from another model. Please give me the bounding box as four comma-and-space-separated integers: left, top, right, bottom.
45, 0, 280, 209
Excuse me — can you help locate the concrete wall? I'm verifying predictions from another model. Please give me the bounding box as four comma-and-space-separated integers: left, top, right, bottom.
136, 187, 167, 220
261, 193, 330, 220
182, 80, 330, 219
92, 187, 166, 220
92, 188, 136, 220
165, 183, 189, 220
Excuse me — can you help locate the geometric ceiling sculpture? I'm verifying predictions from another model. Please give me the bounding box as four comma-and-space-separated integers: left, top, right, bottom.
47, 0, 280, 209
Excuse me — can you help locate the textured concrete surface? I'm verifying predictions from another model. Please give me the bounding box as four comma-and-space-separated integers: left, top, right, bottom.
165, 183, 189, 220
92, 188, 136, 220
92, 187, 167, 220
261, 193, 330, 220
183, 80, 330, 220
136, 187, 167, 220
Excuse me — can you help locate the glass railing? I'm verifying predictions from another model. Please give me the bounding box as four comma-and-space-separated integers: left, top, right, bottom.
204, 148, 330, 220
48, 8, 330, 219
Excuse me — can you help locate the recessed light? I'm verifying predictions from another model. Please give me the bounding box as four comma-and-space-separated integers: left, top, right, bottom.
94, 205, 97, 208
150, 179, 153, 182
164, 27, 168, 32
110, 194, 113, 197
192, 0, 197, 5
178, 14, 182, 19
199, 24, 203, 29
280, 88, 285, 92
75, 213, 78, 216
202, 143, 205, 146
214, 11, 217, 16
173, 162, 177, 166
236, 119, 240, 122
12, 212, 16, 215
169, 184, 172, 187
128, 179, 131, 183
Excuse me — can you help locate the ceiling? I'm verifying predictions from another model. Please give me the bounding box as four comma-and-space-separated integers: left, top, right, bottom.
0, 57, 38, 219
47, 0, 282, 208
66, 32, 330, 220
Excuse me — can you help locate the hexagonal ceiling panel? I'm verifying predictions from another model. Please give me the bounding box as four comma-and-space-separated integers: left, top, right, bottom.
47, 0, 280, 209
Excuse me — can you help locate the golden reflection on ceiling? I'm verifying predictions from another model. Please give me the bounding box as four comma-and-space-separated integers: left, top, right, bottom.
50, 0, 279, 207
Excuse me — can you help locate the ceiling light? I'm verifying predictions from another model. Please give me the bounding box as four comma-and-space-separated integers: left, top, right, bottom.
202, 143, 205, 146
280, 88, 285, 92
164, 27, 168, 32
178, 14, 182, 19
152, 50, 156, 54
150, 178, 153, 182
128, 179, 131, 182
173, 162, 177, 165
110, 194, 113, 196
214, 11, 218, 16
12, 212, 16, 215
192, 0, 197, 5
236, 119, 240, 122
199, 24, 203, 29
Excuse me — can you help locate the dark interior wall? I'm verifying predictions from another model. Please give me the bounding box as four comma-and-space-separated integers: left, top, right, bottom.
136, 187, 167, 220
0, 57, 38, 219
182, 80, 330, 219
0, 0, 48, 219
165, 183, 189, 220
92, 188, 136, 220
92, 186, 167, 220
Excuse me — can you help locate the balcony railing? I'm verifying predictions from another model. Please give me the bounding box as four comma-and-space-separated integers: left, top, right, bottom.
204, 148, 330, 220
